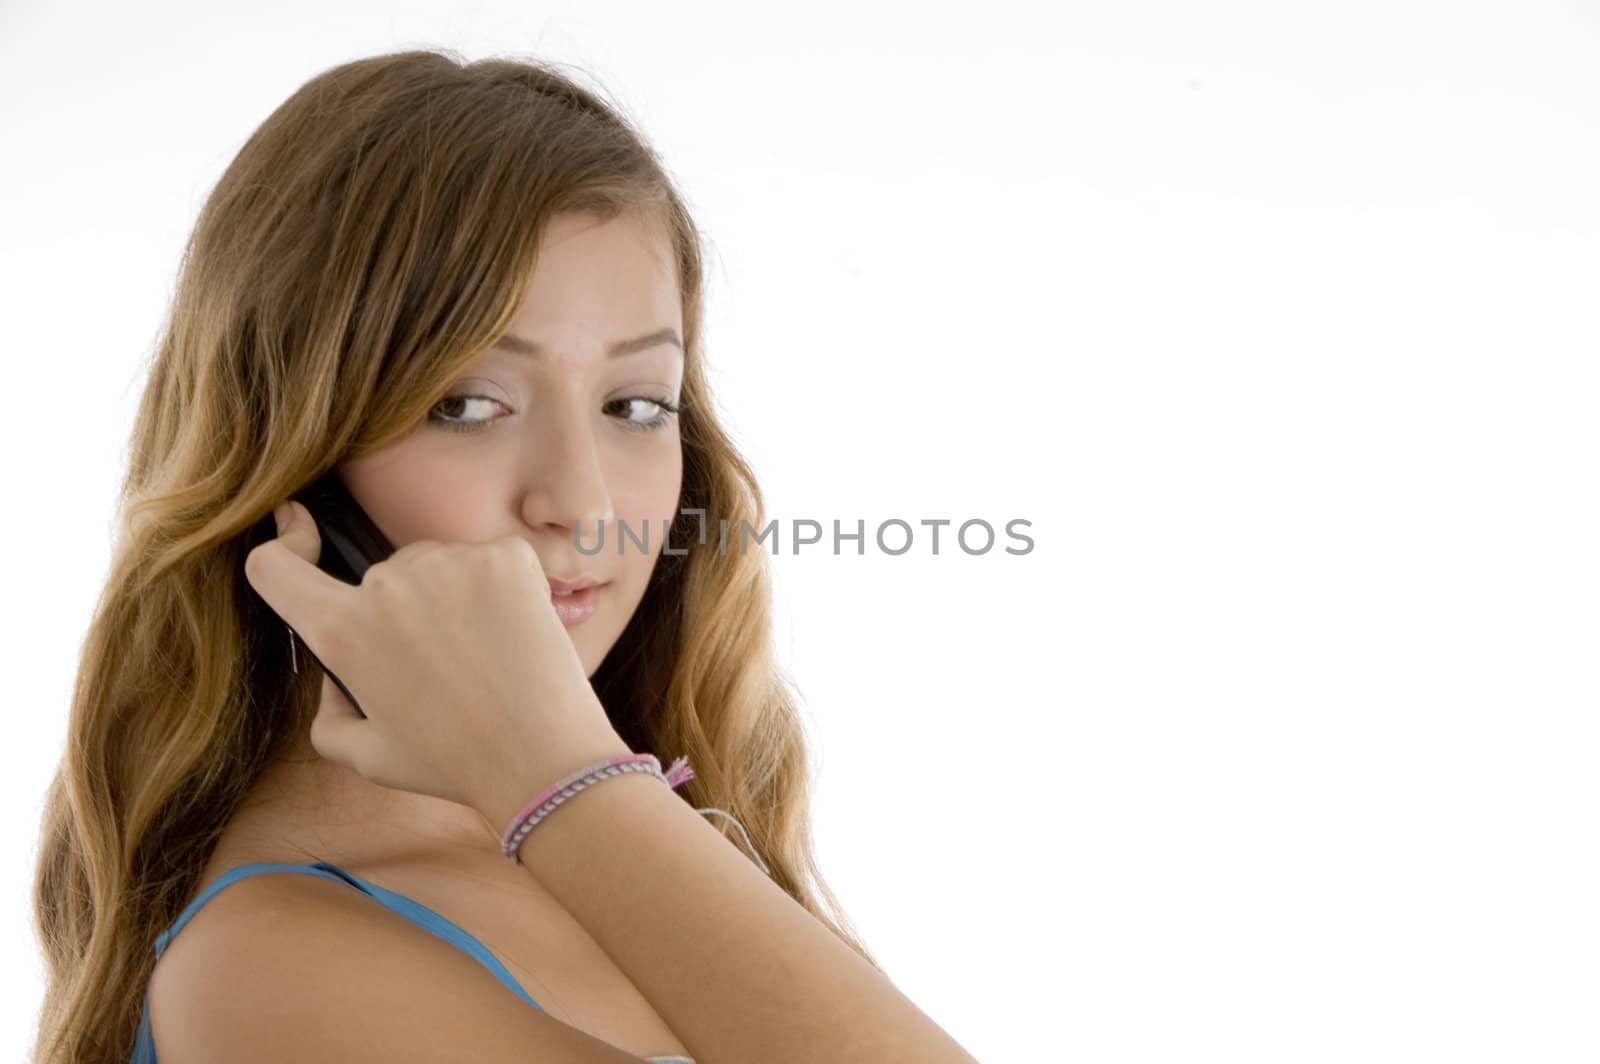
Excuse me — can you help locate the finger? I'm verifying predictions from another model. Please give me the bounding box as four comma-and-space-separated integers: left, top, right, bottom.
496, 536, 550, 590
243, 499, 351, 642
377, 536, 450, 568
349, 537, 449, 592
308, 672, 369, 771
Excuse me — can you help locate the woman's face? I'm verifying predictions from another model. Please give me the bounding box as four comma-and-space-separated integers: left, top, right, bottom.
337, 210, 685, 678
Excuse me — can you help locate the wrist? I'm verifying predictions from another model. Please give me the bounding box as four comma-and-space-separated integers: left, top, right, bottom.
471, 731, 635, 843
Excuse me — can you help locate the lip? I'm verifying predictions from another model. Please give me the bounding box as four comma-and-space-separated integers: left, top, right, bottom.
548, 575, 604, 594
549, 581, 606, 626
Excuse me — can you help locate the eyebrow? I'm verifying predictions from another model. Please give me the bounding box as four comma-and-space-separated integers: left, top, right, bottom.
489, 327, 683, 360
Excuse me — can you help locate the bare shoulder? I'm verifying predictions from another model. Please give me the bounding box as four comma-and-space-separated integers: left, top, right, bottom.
148, 869, 643, 1063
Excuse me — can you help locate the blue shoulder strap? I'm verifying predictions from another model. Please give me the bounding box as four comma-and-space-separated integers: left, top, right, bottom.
131, 860, 542, 1064
309, 861, 542, 1009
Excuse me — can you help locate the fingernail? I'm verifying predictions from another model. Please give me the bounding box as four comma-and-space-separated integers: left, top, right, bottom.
274, 503, 292, 533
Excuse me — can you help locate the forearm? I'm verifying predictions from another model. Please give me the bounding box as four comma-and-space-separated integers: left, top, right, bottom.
477, 764, 978, 1064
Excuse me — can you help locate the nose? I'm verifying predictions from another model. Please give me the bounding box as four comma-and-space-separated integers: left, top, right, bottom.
516, 402, 615, 551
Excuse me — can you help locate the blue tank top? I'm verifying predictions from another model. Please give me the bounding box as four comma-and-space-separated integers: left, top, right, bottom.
129, 860, 695, 1064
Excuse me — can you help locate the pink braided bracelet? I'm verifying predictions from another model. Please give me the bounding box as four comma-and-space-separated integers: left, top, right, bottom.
500, 752, 770, 877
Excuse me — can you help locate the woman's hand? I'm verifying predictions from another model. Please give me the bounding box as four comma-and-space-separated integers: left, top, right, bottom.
243, 499, 630, 816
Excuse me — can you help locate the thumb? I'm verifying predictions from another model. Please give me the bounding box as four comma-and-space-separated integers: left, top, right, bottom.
244, 499, 345, 638
272, 499, 321, 562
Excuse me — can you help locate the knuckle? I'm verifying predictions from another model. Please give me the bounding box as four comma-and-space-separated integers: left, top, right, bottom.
390, 538, 438, 562
242, 543, 267, 583
493, 538, 535, 581
361, 560, 391, 590
498, 536, 535, 569
463, 539, 504, 569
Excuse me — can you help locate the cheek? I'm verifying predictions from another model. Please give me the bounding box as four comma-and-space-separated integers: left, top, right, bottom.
608, 447, 684, 526
606, 458, 681, 585
339, 445, 506, 547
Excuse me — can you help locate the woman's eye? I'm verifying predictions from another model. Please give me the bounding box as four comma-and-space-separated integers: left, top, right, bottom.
606, 396, 681, 432
427, 395, 508, 434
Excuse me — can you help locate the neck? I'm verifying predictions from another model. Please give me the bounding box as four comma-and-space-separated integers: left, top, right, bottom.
235, 729, 501, 864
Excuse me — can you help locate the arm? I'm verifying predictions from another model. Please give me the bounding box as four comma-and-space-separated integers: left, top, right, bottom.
474, 753, 980, 1064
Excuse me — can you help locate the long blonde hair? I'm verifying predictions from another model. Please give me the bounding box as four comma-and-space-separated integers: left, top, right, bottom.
29, 47, 881, 1064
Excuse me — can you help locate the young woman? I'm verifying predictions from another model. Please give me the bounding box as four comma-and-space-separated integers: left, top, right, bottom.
29, 48, 977, 1064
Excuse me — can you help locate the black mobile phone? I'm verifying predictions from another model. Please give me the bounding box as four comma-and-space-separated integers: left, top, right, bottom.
280, 470, 397, 720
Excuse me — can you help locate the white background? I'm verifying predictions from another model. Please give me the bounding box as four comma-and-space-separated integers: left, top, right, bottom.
3, 2, 1597, 1061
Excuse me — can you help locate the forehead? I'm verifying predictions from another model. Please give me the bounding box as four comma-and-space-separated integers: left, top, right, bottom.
505, 211, 681, 343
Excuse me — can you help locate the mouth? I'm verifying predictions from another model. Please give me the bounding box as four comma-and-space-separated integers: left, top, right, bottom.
550, 582, 606, 626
